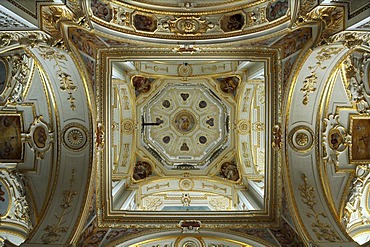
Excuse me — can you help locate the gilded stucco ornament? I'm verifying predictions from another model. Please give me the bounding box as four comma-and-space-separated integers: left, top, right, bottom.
297, 6, 344, 43
344, 52, 370, 114
176, 236, 203, 247
38, 46, 78, 110
342, 165, 370, 231
247, 7, 267, 27
0, 168, 32, 243
272, 124, 282, 149
322, 114, 350, 166
161, 16, 215, 35
172, 44, 201, 54
300, 46, 342, 105
2, 53, 32, 104
62, 123, 88, 151
96, 123, 105, 150
41, 5, 89, 47
288, 125, 314, 152
298, 174, 341, 242
41, 169, 77, 244
21, 116, 54, 159
329, 31, 370, 47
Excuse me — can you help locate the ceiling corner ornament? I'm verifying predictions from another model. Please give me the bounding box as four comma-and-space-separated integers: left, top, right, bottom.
22, 116, 54, 159
41, 169, 77, 244
297, 5, 344, 43
162, 16, 215, 35
220, 161, 240, 181
298, 174, 341, 242
62, 123, 88, 151
288, 125, 314, 152
41, 5, 89, 48
322, 115, 349, 165
300, 46, 342, 105
133, 161, 152, 181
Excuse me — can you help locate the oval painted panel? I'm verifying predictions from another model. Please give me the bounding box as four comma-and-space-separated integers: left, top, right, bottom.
0, 60, 7, 94
33, 126, 47, 148
0, 180, 10, 218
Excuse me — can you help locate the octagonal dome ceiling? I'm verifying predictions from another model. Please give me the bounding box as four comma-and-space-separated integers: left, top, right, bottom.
140, 81, 232, 170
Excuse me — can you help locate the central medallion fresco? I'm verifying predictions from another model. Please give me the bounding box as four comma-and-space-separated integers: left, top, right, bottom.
139, 81, 231, 170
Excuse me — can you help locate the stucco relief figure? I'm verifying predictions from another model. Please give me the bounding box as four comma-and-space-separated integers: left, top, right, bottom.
220, 162, 240, 181
133, 161, 152, 180
219, 76, 239, 95
132, 76, 152, 96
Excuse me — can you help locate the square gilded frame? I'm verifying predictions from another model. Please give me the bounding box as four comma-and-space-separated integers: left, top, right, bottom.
96, 46, 282, 228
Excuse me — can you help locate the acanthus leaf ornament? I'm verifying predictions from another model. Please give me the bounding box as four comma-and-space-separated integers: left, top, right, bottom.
298, 174, 341, 242
38, 46, 78, 110
300, 47, 342, 105
41, 169, 77, 244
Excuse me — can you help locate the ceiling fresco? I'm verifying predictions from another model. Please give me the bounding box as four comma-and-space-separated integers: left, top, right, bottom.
0, 0, 369, 246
